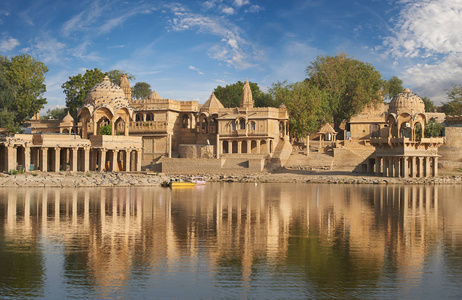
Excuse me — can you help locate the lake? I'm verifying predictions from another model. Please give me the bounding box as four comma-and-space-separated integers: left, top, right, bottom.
1, 183, 462, 299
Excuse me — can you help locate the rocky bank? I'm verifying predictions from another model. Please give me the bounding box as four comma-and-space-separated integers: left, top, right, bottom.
1, 170, 462, 187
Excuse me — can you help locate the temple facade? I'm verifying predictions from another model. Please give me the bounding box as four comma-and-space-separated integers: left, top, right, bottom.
368, 89, 445, 177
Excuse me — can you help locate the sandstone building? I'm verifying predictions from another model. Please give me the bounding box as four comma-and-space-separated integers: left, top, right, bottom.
1, 76, 290, 173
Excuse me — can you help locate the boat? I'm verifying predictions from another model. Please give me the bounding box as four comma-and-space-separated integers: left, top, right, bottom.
190, 176, 206, 185
168, 178, 195, 187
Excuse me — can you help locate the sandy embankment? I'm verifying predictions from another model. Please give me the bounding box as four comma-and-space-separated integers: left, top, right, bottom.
1, 169, 462, 187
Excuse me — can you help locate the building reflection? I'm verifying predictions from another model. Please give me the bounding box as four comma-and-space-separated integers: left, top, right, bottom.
0, 183, 460, 297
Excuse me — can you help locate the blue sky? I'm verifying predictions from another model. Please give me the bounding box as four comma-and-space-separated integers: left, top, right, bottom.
1, 0, 462, 112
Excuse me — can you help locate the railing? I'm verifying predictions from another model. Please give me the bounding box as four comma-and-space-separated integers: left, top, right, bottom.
129, 121, 168, 133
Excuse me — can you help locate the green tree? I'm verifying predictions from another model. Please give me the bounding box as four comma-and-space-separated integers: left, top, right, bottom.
62, 68, 105, 118
132, 82, 152, 100
306, 53, 383, 130
213, 81, 274, 108
107, 69, 135, 84
99, 124, 111, 135
425, 119, 444, 137
270, 81, 329, 139
2, 54, 48, 123
422, 97, 435, 112
442, 85, 462, 116
41, 107, 68, 120
382, 76, 403, 100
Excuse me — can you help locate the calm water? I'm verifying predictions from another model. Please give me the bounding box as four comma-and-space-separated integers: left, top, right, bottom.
1, 183, 462, 299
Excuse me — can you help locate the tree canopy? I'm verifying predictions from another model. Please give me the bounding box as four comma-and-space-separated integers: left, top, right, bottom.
132, 82, 152, 100
270, 81, 329, 139
0, 54, 48, 134
306, 53, 383, 130
41, 107, 68, 120
422, 97, 436, 112
213, 81, 277, 108
382, 76, 403, 101
442, 85, 462, 116
107, 69, 135, 84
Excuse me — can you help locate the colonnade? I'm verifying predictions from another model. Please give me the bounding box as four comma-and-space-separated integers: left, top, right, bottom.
219, 139, 273, 155
368, 156, 439, 178
0, 144, 142, 173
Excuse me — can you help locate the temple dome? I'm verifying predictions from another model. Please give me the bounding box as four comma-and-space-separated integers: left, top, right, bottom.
388, 88, 425, 114
61, 111, 74, 122
82, 76, 131, 114
148, 90, 162, 100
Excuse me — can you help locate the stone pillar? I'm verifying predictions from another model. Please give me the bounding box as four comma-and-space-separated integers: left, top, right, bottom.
84, 147, 90, 172
417, 157, 423, 178
24, 146, 30, 173
111, 120, 115, 136
111, 150, 118, 172
228, 141, 232, 154
394, 157, 400, 177
403, 157, 408, 178
256, 140, 261, 154
375, 157, 381, 176
125, 150, 131, 172
411, 157, 416, 178
70, 148, 78, 172
100, 149, 107, 171
54, 147, 60, 172
136, 150, 142, 171
41, 147, 48, 172
216, 134, 220, 159
433, 156, 439, 177
238, 141, 242, 154
6, 146, 16, 172
425, 157, 431, 178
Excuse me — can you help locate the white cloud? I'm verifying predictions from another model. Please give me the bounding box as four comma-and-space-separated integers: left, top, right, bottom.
166, 3, 260, 69
222, 6, 235, 14
233, 0, 250, 7
68, 41, 102, 62
381, 0, 462, 105
23, 36, 66, 64
245, 5, 263, 13
0, 37, 19, 51
400, 53, 462, 104
189, 65, 204, 75
384, 0, 462, 58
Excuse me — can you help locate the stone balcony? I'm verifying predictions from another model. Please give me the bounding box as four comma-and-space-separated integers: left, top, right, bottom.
129, 121, 168, 133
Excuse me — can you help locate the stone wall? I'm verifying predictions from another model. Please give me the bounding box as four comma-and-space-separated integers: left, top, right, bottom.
178, 144, 215, 158
161, 158, 222, 174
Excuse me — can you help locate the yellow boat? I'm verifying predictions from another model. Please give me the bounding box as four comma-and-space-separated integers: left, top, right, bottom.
168, 179, 196, 187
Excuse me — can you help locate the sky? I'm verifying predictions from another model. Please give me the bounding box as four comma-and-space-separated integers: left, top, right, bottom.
1, 0, 462, 113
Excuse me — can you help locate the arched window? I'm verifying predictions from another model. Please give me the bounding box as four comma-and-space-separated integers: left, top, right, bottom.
250, 121, 256, 131
231, 121, 236, 131
239, 118, 246, 130
201, 118, 208, 134
146, 113, 154, 121
135, 113, 143, 122
182, 115, 190, 128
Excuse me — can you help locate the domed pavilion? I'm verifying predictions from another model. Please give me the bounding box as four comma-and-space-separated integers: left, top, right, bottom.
369, 89, 445, 178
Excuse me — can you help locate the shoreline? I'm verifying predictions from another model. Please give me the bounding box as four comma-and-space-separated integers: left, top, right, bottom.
1, 170, 462, 187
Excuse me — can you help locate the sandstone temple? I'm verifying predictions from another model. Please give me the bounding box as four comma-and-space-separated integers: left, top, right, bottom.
0, 76, 291, 174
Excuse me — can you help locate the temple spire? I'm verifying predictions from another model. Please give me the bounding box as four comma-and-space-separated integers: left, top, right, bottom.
240, 79, 253, 108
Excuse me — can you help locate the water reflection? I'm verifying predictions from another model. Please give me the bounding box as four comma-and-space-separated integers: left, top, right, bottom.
1, 184, 462, 299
